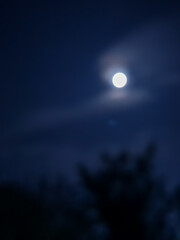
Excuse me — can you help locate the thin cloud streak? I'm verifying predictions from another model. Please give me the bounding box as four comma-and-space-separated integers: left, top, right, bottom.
18, 88, 150, 135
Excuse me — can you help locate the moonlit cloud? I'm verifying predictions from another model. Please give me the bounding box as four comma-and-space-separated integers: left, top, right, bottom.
8, 13, 180, 135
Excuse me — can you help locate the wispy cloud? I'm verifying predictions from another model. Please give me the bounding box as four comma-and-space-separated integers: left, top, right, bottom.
100, 13, 180, 88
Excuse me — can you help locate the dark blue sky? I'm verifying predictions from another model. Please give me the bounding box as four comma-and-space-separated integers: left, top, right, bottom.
0, 0, 180, 187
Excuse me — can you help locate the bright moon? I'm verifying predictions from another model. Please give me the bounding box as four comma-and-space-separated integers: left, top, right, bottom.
112, 72, 127, 88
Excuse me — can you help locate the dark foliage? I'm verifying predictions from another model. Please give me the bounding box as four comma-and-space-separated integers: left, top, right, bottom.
0, 183, 50, 240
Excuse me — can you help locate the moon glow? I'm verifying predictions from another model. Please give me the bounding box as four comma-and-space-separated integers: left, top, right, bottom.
112, 73, 127, 88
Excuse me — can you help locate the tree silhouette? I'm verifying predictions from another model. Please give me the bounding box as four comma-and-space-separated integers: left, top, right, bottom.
79, 145, 176, 240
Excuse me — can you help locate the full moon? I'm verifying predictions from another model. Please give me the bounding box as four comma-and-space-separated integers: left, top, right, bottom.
112, 72, 127, 88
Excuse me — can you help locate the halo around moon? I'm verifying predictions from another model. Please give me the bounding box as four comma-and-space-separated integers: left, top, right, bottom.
112, 73, 127, 88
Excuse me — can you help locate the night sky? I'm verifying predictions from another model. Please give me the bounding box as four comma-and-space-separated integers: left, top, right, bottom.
0, 0, 180, 187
